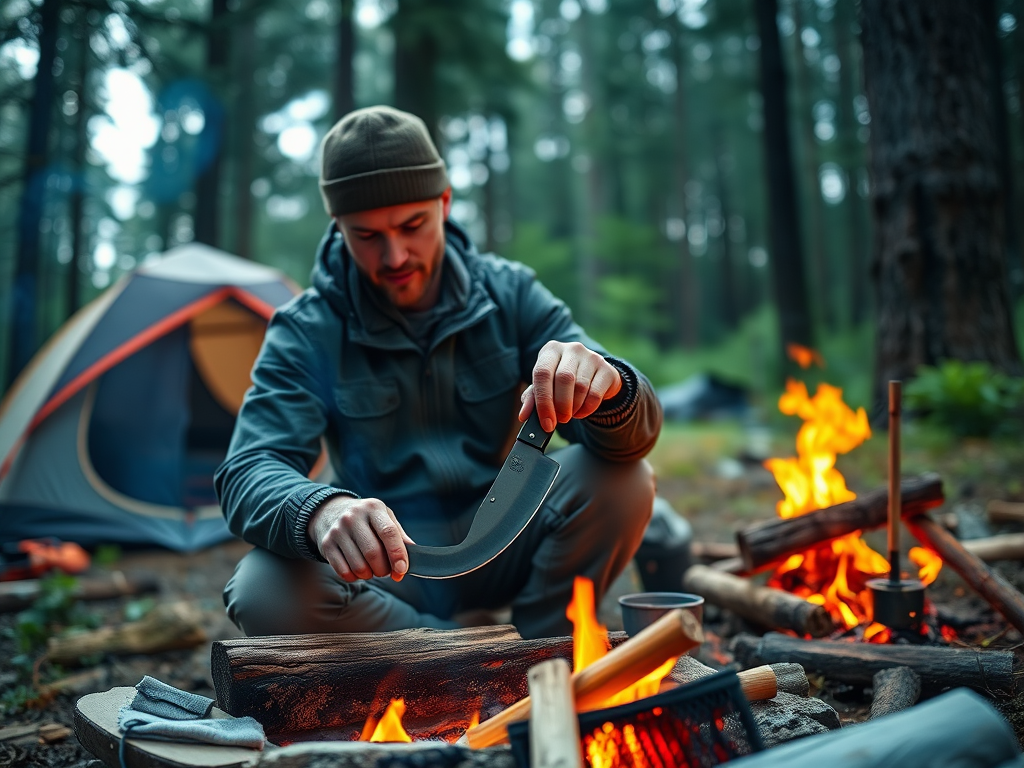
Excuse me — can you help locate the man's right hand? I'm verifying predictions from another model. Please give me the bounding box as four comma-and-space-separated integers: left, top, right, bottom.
308, 496, 415, 582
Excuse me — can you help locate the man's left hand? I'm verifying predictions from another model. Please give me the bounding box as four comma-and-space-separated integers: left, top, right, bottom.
519, 341, 622, 433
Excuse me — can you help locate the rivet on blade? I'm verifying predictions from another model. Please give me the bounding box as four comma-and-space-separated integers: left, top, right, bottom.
490, 497, 496, 502
529, 432, 536, 438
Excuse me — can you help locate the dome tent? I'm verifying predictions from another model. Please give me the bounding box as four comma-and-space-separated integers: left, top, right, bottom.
0, 244, 298, 551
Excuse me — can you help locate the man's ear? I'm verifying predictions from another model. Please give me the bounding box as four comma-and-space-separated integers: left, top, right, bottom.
440, 187, 453, 220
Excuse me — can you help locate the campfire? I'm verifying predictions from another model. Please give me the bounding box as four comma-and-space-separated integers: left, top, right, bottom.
764, 351, 942, 638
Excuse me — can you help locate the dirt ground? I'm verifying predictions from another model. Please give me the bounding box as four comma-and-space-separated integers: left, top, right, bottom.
3, 421, 1024, 767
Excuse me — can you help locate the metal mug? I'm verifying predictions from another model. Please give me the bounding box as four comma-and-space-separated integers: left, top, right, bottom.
618, 592, 705, 643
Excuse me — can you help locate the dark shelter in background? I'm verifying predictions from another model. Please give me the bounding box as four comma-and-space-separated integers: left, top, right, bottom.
0, 246, 296, 550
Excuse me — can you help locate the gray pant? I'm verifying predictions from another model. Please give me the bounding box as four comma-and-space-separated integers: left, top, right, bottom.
223, 445, 655, 639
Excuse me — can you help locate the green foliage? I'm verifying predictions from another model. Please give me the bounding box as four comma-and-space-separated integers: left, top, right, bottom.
93, 544, 122, 568
124, 597, 156, 622
905, 361, 1024, 438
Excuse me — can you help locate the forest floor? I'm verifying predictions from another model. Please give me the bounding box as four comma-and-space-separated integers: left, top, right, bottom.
2, 419, 1024, 767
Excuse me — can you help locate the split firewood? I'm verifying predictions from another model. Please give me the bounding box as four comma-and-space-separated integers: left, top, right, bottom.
45, 601, 205, 665
682, 564, 835, 637
906, 515, 1024, 638
962, 533, 1024, 562
527, 660, 581, 768
0, 571, 159, 613
463, 609, 703, 749
736, 473, 945, 571
869, 667, 921, 720
666, 655, 805, 697
732, 632, 1015, 696
987, 499, 1024, 525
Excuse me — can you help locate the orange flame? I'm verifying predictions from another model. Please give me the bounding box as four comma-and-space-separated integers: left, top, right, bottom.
765, 376, 941, 632
360, 698, 412, 743
786, 343, 825, 369
567, 576, 677, 709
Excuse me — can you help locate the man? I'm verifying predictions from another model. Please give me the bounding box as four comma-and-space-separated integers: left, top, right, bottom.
215, 106, 663, 639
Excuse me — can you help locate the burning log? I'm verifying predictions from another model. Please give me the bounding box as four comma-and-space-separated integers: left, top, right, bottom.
463, 608, 703, 749
527, 660, 581, 768
211, 625, 575, 742
869, 667, 921, 720
735, 473, 945, 571
682, 564, 836, 637
963, 533, 1024, 562
906, 515, 1024, 638
987, 499, 1024, 524
691, 541, 741, 561
732, 632, 1015, 696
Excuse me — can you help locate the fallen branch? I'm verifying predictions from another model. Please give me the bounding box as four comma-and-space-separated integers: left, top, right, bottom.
869, 667, 920, 720
0, 571, 159, 613
682, 564, 835, 637
736, 473, 945, 571
732, 632, 1014, 696
46, 601, 205, 665
987, 500, 1024, 525
906, 515, 1024, 638
691, 542, 741, 561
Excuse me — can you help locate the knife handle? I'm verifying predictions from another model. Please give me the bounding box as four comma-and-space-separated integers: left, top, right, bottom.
517, 408, 553, 451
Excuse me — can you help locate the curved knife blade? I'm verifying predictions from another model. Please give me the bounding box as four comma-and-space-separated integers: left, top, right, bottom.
406, 411, 557, 579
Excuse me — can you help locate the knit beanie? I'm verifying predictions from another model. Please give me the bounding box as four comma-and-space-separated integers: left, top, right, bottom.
319, 106, 449, 216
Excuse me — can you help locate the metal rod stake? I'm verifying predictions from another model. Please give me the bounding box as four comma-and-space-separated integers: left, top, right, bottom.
888, 380, 902, 584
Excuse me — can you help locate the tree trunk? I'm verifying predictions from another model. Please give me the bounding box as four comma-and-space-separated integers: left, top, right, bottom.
575, 6, 603, 329
67, 14, 88, 317
232, 18, 256, 259
861, 0, 1022, 414
672, 25, 698, 348
791, 0, 833, 332
8, 0, 61, 387
713, 132, 739, 332
834, 1, 869, 326
334, 0, 355, 120
193, 0, 229, 247
753, 0, 815, 369
393, 0, 439, 145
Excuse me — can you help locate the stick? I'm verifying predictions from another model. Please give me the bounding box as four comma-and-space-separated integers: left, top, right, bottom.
682, 564, 835, 637
45, 602, 205, 665
906, 514, 1024, 638
528, 660, 581, 768
962, 533, 1024, 562
735, 473, 945, 571
0, 571, 159, 614
691, 542, 741, 561
987, 500, 1024, 524
732, 632, 1015, 696
464, 608, 703, 749
869, 666, 920, 720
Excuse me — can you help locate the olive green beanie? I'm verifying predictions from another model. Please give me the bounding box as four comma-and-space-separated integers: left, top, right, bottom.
319, 106, 449, 216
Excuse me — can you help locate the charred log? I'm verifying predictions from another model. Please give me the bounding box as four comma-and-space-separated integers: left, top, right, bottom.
869, 666, 921, 720
732, 632, 1014, 697
736, 474, 944, 571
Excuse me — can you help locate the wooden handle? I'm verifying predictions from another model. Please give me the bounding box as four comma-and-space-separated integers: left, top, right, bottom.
737, 665, 778, 701
464, 608, 703, 749
889, 380, 902, 578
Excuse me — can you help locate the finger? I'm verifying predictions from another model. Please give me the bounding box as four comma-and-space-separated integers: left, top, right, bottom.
370, 509, 409, 578
353, 521, 392, 578
571, 359, 599, 417
336, 524, 376, 580
575, 365, 622, 420
532, 346, 563, 433
323, 543, 357, 583
518, 385, 535, 422
553, 350, 583, 423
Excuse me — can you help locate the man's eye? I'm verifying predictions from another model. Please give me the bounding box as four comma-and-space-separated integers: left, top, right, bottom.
357, 232, 377, 240
404, 221, 423, 232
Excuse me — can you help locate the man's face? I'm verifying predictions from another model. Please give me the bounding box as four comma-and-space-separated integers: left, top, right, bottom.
334, 188, 452, 312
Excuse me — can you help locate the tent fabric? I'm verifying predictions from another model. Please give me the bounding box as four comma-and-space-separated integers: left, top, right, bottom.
0, 245, 297, 551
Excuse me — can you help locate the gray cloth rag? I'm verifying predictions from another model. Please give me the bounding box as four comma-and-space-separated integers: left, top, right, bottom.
118, 677, 265, 750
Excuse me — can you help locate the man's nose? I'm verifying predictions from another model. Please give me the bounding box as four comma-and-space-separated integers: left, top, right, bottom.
381, 235, 410, 268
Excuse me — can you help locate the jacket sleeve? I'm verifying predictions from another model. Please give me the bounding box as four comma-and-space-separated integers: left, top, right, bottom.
214, 306, 350, 561
515, 270, 663, 462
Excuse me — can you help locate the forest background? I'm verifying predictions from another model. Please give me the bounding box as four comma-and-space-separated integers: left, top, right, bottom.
2, 0, 1023, 420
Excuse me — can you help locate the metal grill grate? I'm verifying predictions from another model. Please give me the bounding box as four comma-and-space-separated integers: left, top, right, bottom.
509, 671, 763, 768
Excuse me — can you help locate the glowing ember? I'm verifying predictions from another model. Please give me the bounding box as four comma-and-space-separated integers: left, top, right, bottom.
360, 698, 412, 743
567, 576, 678, 708
764, 376, 942, 632
786, 343, 825, 369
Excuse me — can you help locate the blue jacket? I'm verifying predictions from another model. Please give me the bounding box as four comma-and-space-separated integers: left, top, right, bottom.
214, 221, 663, 562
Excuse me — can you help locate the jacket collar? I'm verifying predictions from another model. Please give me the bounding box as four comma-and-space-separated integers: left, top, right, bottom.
311, 219, 497, 353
